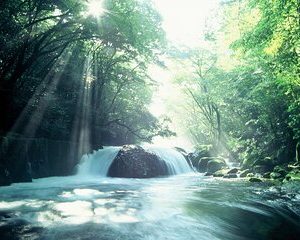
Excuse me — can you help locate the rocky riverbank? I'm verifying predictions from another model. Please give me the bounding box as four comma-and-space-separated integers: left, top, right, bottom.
189, 147, 300, 183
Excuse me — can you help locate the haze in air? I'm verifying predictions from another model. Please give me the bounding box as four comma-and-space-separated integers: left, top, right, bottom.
0, 0, 299, 239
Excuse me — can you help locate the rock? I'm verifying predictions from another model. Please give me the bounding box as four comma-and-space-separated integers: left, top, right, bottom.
227, 168, 239, 174
213, 169, 228, 177
270, 172, 284, 180
249, 177, 262, 182
174, 147, 187, 155
207, 158, 226, 174
263, 172, 271, 178
189, 145, 213, 168
287, 163, 300, 171
246, 173, 254, 178
253, 165, 272, 174
197, 157, 212, 172
284, 170, 300, 182
239, 169, 251, 178
204, 172, 213, 176
273, 166, 288, 176
223, 173, 238, 178
108, 145, 168, 178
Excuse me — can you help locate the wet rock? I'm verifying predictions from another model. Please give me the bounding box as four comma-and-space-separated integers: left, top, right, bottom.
284, 170, 300, 182
249, 177, 262, 182
246, 173, 255, 178
213, 169, 228, 177
197, 157, 212, 173
207, 158, 226, 174
239, 169, 251, 178
108, 145, 168, 178
204, 172, 213, 176
263, 172, 271, 178
253, 165, 272, 174
227, 168, 239, 174
273, 166, 288, 176
223, 173, 238, 178
270, 172, 283, 179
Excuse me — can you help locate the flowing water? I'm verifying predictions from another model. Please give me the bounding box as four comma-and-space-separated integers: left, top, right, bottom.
0, 148, 300, 240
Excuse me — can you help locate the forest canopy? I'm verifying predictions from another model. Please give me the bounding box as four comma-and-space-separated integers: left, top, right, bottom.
167, 0, 300, 166
0, 0, 174, 153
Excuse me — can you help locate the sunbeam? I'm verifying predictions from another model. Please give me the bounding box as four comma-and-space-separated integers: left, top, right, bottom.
70, 52, 93, 159
7, 50, 73, 138
86, 0, 106, 17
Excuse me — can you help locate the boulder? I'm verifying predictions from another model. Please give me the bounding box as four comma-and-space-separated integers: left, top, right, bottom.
249, 177, 262, 182
239, 169, 251, 178
189, 145, 213, 168
207, 158, 226, 174
253, 165, 272, 174
270, 172, 283, 180
223, 173, 238, 178
246, 173, 255, 178
227, 168, 239, 174
196, 157, 227, 173
108, 145, 168, 178
197, 157, 211, 172
284, 170, 300, 182
263, 172, 271, 178
213, 169, 228, 177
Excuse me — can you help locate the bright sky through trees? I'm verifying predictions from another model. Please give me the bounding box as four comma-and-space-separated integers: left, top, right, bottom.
86, 0, 105, 17
149, 0, 220, 148
153, 0, 219, 46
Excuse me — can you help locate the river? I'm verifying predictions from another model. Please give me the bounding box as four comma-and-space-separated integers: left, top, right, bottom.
1, 173, 300, 240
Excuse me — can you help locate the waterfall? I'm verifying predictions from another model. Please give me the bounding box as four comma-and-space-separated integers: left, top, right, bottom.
76, 146, 192, 177
76, 146, 121, 176
145, 146, 192, 175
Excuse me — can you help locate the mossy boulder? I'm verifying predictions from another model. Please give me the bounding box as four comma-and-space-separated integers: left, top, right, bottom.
270, 165, 288, 180
189, 145, 213, 167
284, 170, 300, 182
207, 158, 227, 174
253, 165, 272, 174
249, 177, 262, 182
108, 145, 168, 178
213, 169, 228, 177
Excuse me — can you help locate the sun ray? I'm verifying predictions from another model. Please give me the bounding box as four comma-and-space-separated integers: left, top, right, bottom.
86, 0, 106, 17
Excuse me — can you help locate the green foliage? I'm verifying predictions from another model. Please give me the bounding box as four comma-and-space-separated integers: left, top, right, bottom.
0, 0, 169, 146
170, 0, 299, 165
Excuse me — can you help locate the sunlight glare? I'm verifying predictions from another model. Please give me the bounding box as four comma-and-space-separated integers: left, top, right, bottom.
153, 0, 219, 46
87, 0, 105, 17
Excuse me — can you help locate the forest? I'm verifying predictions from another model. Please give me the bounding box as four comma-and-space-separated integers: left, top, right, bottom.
0, 0, 299, 239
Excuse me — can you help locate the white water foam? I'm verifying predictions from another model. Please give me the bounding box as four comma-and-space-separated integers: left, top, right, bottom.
76, 145, 192, 177
76, 146, 121, 176
145, 146, 192, 175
